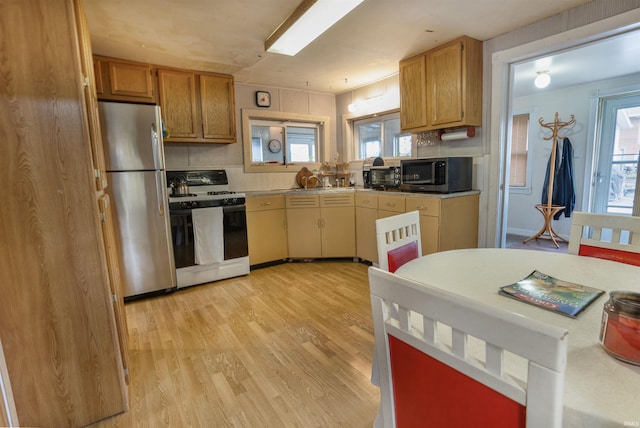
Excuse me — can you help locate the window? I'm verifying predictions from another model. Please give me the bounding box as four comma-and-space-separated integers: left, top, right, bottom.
242, 109, 329, 173
250, 121, 318, 163
353, 112, 412, 159
510, 113, 530, 189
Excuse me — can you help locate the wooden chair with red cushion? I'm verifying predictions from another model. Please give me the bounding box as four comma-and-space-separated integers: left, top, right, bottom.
375, 211, 422, 273
568, 212, 640, 266
369, 266, 568, 428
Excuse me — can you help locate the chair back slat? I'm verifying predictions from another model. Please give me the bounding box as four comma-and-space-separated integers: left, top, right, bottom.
375, 211, 422, 272
568, 212, 640, 265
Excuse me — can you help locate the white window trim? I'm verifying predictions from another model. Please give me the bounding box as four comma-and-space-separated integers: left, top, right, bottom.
344, 108, 414, 162
242, 109, 330, 173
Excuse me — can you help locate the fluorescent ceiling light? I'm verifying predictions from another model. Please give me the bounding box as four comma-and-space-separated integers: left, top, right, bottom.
265, 0, 365, 56
534, 71, 551, 89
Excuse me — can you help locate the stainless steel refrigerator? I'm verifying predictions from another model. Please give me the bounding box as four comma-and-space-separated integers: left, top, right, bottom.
99, 101, 177, 298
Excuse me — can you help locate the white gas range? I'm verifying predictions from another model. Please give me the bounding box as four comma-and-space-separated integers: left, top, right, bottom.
166, 170, 249, 288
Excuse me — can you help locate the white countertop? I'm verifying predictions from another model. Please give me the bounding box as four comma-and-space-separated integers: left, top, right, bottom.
245, 187, 480, 198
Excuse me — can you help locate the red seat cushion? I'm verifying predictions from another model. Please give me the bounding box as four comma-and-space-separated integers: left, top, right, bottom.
579, 244, 640, 266
387, 241, 419, 273
389, 335, 525, 428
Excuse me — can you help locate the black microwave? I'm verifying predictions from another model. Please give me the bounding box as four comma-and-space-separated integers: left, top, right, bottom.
399, 157, 472, 193
363, 166, 401, 189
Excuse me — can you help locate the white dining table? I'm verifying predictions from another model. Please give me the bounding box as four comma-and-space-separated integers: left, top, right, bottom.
393, 248, 640, 428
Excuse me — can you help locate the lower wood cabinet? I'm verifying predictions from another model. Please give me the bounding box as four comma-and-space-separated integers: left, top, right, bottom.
246, 195, 288, 265
320, 194, 356, 257
406, 194, 479, 255
377, 193, 406, 219
356, 192, 379, 263
247, 191, 478, 264
285, 193, 355, 259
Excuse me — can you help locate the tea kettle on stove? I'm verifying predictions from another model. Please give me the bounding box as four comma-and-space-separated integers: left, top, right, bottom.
171, 179, 189, 196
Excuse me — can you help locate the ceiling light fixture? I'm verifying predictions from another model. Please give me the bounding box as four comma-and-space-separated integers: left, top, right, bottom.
265, 0, 365, 56
534, 70, 551, 89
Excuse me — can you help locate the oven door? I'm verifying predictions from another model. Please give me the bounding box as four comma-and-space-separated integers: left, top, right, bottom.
170, 208, 195, 269
169, 204, 248, 268
223, 204, 248, 260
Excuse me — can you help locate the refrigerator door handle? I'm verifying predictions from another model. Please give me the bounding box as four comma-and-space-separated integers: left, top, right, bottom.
150, 122, 162, 170
155, 171, 165, 217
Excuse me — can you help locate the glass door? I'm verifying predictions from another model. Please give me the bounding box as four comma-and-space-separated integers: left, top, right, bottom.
592, 94, 640, 215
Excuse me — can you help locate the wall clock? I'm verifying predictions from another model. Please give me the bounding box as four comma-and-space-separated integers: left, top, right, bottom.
268, 138, 282, 153
256, 91, 271, 107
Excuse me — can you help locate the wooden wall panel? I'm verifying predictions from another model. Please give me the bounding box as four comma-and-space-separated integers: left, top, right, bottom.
0, 0, 127, 426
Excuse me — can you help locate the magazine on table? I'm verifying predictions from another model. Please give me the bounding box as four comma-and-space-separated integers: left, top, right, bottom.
499, 270, 605, 318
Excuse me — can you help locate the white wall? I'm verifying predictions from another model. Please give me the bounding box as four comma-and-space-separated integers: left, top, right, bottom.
507, 72, 640, 239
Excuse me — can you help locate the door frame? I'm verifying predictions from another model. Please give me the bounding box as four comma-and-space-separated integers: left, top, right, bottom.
586, 88, 640, 214
488, 10, 640, 248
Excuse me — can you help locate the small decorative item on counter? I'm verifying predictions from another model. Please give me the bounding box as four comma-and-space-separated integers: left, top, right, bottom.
295, 167, 317, 188
600, 291, 640, 365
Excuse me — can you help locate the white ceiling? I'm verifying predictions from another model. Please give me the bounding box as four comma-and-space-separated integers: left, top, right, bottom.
512, 29, 640, 98
84, 0, 605, 95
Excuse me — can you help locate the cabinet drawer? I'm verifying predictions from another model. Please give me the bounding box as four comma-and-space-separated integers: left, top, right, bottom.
320, 193, 354, 207
406, 197, 440, 217
377, 194, 405, 213
355, 192, 378, 208
286, 194, 320, 208
246, 195, 285, 212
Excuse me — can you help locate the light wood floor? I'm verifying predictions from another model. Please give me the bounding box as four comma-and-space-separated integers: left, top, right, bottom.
89, 261, 379, 428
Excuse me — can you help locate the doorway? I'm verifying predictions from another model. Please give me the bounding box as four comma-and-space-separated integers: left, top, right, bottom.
491, 15, 640, 249
591, 94, 640, 215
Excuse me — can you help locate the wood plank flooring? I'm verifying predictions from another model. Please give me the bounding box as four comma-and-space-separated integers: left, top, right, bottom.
89, 261, 379, 428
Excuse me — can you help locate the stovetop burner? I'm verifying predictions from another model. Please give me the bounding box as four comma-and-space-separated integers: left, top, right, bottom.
171, 193, 197, 198
208, 191, 235, 196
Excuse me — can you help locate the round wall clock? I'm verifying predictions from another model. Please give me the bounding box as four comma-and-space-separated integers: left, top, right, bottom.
256, 91, 271, 107
268, 139, 282, 153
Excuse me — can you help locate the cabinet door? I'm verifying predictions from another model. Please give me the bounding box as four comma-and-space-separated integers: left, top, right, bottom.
200, 74, 236, 142
157, 69, 199, 139
439, 195, 479, 251
287, 207, 322, 258
74, 0, 107, 191
426, 41, 463, 127
321, 206, 356, 257
98, 195, 130, 384
107, 60, 154, 101
399, 55, 427, 131
356, 206, 378, 263
247, 198, 288, 265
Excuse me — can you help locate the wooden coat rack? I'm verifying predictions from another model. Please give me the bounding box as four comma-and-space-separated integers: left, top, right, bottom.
523, 112, 576, 248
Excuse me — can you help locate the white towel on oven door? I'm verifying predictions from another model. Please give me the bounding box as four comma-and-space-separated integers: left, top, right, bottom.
192, 207, 224, 265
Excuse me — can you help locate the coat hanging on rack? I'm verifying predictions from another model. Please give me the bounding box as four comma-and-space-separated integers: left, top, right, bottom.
541, 137, 575, 220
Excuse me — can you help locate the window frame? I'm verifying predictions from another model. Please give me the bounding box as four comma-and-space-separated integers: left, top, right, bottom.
242, 109, 330, 173
508, 108, 535, 194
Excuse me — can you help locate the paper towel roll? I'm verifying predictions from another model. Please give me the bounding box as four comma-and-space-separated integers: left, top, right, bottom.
441, 130, 470, 141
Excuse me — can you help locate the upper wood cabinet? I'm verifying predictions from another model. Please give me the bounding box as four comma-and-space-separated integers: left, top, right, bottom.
94, 55, 155, 103
158, 68, 236, 143
400, 36, 482, 133
157, 69, 199, 139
